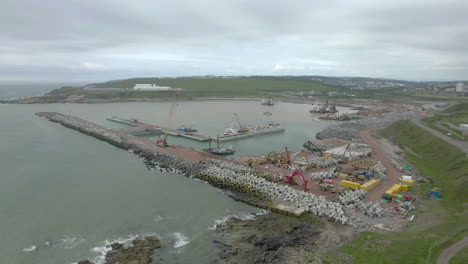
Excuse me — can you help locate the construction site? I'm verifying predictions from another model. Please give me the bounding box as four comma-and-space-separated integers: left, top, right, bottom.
34, 95, 432, 231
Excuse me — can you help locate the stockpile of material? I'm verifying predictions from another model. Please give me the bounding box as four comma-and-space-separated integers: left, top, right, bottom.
338, 190, 383, 217
309, 171, 337, 181
50, 114, 126, 144
370, 162, 387, 179
197, 160, 349, 224
201, 159, 282, 182
325, 143, 372, 161
307, 156, 337, 168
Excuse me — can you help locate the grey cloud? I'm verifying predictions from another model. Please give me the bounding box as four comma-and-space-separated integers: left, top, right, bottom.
0, 0, 467, 81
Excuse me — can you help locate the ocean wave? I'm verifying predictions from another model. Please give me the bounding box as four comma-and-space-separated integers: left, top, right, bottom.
22, 245, 36, 252
209, 209, 269, 230
171, 232, 190, 248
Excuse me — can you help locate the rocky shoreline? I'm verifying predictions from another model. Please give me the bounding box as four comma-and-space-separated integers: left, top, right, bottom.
214, 212, 354, 264
77, 236, 161, 264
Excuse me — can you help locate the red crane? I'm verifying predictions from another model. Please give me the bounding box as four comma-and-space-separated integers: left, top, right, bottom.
283, 170, 309, 192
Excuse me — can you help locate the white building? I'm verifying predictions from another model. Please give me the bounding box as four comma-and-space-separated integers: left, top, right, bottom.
456, 83, 464, 92
133, 84, 171, 91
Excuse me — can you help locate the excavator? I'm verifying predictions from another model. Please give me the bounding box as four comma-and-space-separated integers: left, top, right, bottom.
283, 169, 309, 192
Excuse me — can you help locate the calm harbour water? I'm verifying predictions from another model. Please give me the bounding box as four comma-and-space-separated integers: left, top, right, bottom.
0, 85, 349, 263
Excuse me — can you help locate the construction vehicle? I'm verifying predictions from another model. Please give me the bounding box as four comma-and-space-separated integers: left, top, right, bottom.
303, 140, 324, 155
283, 170, 309, 192
156, 91, 180, 147
319, 181, 337, 193
156, 135, 169, 147
233, 113, 249, 133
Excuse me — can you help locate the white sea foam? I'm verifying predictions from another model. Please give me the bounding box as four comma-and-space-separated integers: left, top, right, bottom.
22, 245, 36, 252
171, 232, 190, 248
153, 215, 165, 222
90, 234, 155, 264
209, 210, 270, 230
59, 236, 85, 249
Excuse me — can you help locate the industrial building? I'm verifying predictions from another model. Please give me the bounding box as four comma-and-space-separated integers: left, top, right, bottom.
133, 84, 172, 91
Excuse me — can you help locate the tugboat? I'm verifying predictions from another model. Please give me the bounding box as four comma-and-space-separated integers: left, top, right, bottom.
176, 125, 197, 133
203, 135, 235, 155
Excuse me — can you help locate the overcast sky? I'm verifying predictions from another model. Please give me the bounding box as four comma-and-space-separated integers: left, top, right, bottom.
1, 0, 467, 82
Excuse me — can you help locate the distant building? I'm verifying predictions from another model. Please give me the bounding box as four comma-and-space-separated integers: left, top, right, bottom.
456, 83, 464, 92
133, 84, 172, 91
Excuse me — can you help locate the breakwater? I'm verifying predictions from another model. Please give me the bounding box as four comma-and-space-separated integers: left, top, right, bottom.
36, 112, 384, 225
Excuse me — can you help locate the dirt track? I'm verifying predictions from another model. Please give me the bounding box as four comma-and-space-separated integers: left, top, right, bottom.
436, 236, 468, 264
358, 127, 401, 201
412, 118, 468, 156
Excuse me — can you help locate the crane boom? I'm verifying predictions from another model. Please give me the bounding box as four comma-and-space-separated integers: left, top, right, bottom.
233, 113, 249, 133
233, 113, 243, 129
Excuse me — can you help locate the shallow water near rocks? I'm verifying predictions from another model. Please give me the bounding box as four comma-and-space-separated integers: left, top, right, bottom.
0, 100, 351, 263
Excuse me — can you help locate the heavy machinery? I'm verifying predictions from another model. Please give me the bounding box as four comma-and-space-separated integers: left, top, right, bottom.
283, 170, 309, 192
156, 135, 169, 147
233, 113, 249, 133
303, 140, 324, 155
157, 91, 180, 147
319, 183, 338, 193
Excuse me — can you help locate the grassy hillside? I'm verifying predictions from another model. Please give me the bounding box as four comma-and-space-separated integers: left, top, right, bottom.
342, 120, 468, 264
87, 77, 331, 98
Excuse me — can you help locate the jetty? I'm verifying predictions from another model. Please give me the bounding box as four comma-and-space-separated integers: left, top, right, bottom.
106, 116, 284, 142
34, 112, 307, 217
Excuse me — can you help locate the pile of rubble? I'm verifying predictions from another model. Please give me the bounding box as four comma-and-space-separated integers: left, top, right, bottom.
338, 190, 384, 218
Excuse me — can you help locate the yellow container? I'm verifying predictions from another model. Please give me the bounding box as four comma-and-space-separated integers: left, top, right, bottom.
402, 179, 414, 187
385, 183, 403, 196
340, 180, 361, 190
400, 185, 409, 191
360, 179, 381, 191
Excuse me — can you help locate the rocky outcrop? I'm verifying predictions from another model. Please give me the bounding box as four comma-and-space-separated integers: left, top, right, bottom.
105, 236, 161, 264
78, 236, 161, 264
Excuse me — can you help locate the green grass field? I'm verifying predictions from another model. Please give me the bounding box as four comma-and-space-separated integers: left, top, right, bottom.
86, 77, 331, 98
342, 120, 468, 264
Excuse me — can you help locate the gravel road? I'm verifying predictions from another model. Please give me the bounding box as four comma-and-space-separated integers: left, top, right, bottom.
436, 236, 468, 264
